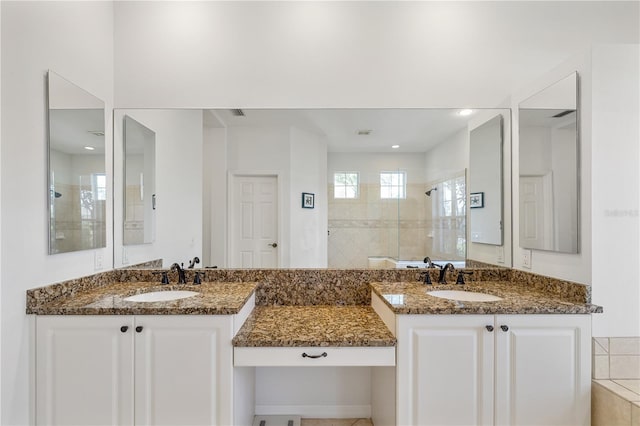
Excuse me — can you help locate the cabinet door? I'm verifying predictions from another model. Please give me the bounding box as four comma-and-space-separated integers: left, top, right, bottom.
36, 315, 134, 426
495, 315, 591, 426
397, 315, 494, 426
134, 315, 233, 426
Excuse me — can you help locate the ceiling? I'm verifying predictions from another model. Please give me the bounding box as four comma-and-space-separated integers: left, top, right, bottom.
207, 108, 502, 153
49, 109, 105, 155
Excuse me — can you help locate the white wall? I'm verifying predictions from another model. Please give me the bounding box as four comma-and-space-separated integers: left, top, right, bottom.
0, 2, 114, 424
113, 109, 203, 268
289, 127, 328, 268
255, 367, 372, 418
113, 1, 639, 109
590, 44, 640, 337
424, 128, 468, 184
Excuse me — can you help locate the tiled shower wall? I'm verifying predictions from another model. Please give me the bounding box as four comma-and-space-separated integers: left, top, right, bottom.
328, 183, 430, 268
124, 184, 144, 244
51, 183, 107, 253
592, 337, 640, 425
594, 337, 640, 379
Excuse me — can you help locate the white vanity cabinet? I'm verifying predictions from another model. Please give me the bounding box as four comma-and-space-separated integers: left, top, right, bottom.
35, 313, 244, 426
395, 313, 591, 426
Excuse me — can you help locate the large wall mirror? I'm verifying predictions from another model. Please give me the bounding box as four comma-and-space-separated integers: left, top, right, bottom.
519, 72, 579, 253
112, 108, 511, 269
47, 71, 106, 254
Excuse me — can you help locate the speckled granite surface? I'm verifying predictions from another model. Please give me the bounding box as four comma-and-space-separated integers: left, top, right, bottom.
371, 281, 603, 315
232, 306, 396, 347
28, 266, 594, 314
27, 282, 257, 315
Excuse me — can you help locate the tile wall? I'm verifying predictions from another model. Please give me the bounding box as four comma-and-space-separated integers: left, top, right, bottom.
124, 185, 144, 244
328, 183, 430, 268
592, 337, 640, 426
594, 337, 640, 380
51, 183, 107, 253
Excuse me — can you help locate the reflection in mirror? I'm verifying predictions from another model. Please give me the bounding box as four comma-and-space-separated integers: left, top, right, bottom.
123, 116, 156, 245
48, 71, 106, 254
519, 72, 579, 253
469, 115, 503, 245
112, 108, 511, 269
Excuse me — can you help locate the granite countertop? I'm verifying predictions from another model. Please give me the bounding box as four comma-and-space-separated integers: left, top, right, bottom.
28, 282, 257, 315
232, 305, 397, 347
371, 281, 603, 315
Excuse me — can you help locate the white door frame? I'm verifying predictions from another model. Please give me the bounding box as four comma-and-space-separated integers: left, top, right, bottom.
227, 171, 284, 268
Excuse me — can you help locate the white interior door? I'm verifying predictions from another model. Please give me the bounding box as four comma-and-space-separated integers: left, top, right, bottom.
519, 174, 553, 250
231, 175, 278, 268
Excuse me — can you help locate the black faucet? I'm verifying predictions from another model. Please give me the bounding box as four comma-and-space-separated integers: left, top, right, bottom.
188, 256, 200, 269
152, 271, 170, 284
422, 271, 433, 285
170, 263, 187, 284
456, 270, 473, 285
438, 263, 456, 284
423, 257, 435, 268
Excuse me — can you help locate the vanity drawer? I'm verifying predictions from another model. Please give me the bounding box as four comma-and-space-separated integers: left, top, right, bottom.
234, 346, 395, 367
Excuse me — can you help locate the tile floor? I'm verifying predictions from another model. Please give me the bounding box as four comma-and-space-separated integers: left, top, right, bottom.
301, 419, 373, 426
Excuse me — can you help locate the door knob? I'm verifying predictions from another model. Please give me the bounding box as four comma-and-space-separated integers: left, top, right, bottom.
269, 243, 278, 248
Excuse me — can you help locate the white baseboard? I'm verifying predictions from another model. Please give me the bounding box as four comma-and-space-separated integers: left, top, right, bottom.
255, 405, 372, 418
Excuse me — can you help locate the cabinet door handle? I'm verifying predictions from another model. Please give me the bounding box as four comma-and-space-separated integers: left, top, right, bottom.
500, 325, 509, 332
120, 326, 129, 333
135, 326, 143, 333
302, 352, 327, 359
485, 325, 494, 332
269, 243, 278, 248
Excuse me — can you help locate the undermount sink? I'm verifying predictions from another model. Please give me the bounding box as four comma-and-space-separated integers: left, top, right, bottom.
124, 290, 200, 303
427, 290, 503, 302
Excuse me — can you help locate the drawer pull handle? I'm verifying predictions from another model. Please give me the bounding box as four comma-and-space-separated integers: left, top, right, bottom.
500, 325, 509, 332
120, 326, 129, 333
485, 325, 494, 332
302, 352, 327, 359
136, 326, 143, 333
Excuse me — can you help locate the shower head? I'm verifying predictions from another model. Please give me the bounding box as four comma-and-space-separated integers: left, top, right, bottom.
425, 187, 437, 197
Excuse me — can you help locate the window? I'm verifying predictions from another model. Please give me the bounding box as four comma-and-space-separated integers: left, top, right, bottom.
80, 173, 106, 220
334, 172, 359, 199
380, 171, 406, 199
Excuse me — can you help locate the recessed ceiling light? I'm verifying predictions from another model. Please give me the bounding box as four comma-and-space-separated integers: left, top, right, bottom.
357, 129, 372, 136
391, 145, 400, 149
458, 109, 473, 116
84, 146, 95, 151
